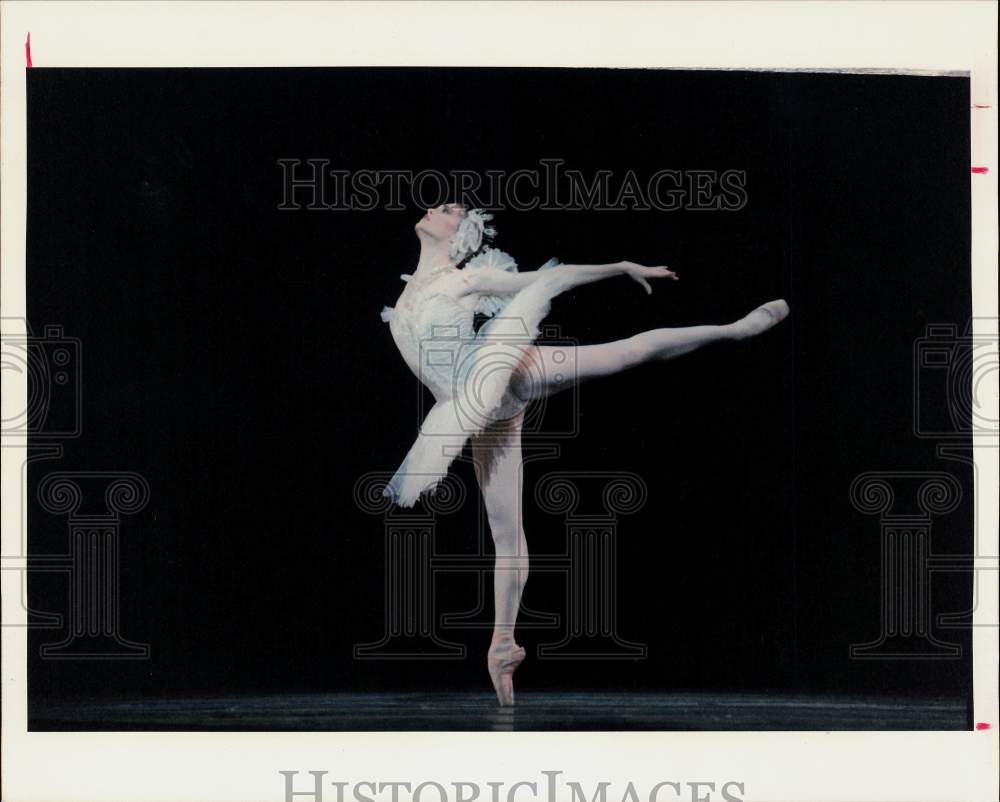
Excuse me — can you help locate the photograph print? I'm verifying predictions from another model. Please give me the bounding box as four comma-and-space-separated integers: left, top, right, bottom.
21, 62, 981, 733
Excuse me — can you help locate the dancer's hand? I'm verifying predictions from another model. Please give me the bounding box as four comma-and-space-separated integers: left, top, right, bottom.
619, 262, 678, 294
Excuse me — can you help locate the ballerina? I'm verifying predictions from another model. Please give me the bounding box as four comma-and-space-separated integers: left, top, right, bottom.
380, 203, 789, 706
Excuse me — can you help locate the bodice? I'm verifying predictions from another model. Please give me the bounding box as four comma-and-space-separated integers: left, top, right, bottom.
382, 266, 479, 401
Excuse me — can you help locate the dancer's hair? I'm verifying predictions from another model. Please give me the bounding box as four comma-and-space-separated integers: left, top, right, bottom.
449, 208, 497, 265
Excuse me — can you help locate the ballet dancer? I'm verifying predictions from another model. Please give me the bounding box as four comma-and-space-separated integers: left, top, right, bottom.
380, 203, 789, 705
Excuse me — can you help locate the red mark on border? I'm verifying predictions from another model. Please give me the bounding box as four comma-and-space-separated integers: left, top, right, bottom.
975, 722, 991, 730
25, 32, 32, 68
972, 104, 992, 109
971, 167, 989, 174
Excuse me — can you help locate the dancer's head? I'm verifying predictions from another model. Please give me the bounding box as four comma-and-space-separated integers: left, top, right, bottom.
415, 203, 496, 264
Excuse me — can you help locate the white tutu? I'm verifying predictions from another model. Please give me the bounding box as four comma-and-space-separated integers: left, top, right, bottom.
380, 250, 565, 507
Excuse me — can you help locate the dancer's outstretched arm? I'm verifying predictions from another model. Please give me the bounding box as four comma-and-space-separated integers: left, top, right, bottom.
463, 261, 677, 298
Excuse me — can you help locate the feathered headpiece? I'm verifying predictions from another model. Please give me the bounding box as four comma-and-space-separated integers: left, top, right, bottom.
449, 208, 497, 264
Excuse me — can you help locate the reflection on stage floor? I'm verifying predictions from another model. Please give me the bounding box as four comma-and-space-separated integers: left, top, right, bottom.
31, 691, 969, 731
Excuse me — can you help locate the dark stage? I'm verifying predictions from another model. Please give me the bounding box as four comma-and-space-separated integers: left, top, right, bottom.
25, 67, 975, 730
31, 691, 968, 732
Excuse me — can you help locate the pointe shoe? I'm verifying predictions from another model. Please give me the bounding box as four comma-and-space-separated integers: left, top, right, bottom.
732, 298, 790, 339
487, 644, 526, 707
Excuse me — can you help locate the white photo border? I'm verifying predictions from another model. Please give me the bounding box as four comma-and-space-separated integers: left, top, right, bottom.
2, 2, 997, 801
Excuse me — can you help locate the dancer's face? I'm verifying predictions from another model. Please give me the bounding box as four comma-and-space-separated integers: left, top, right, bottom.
415, 203, 466, 240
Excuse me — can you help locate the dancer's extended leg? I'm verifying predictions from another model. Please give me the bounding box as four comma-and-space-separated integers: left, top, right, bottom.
471, 414, 529, 707
512, 299, 789, 400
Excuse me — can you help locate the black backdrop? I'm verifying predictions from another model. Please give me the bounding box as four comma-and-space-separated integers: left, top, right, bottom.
27, 68, 972, 705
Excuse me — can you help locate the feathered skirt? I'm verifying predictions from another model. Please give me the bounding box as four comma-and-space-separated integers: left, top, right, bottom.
382, 265, 574, 507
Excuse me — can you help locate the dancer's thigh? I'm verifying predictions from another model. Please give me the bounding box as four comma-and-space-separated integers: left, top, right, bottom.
471, 413, 525, 533
511, 343, 632, 402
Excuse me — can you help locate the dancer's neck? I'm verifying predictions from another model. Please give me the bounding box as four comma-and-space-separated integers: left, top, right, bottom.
415, 238, 455, 275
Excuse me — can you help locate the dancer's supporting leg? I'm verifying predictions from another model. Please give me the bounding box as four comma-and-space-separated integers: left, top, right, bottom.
471, 412, 529, 707
512, 299, 789, 400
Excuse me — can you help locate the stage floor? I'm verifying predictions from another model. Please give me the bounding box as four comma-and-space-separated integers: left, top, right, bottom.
30, 691, 969, 731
